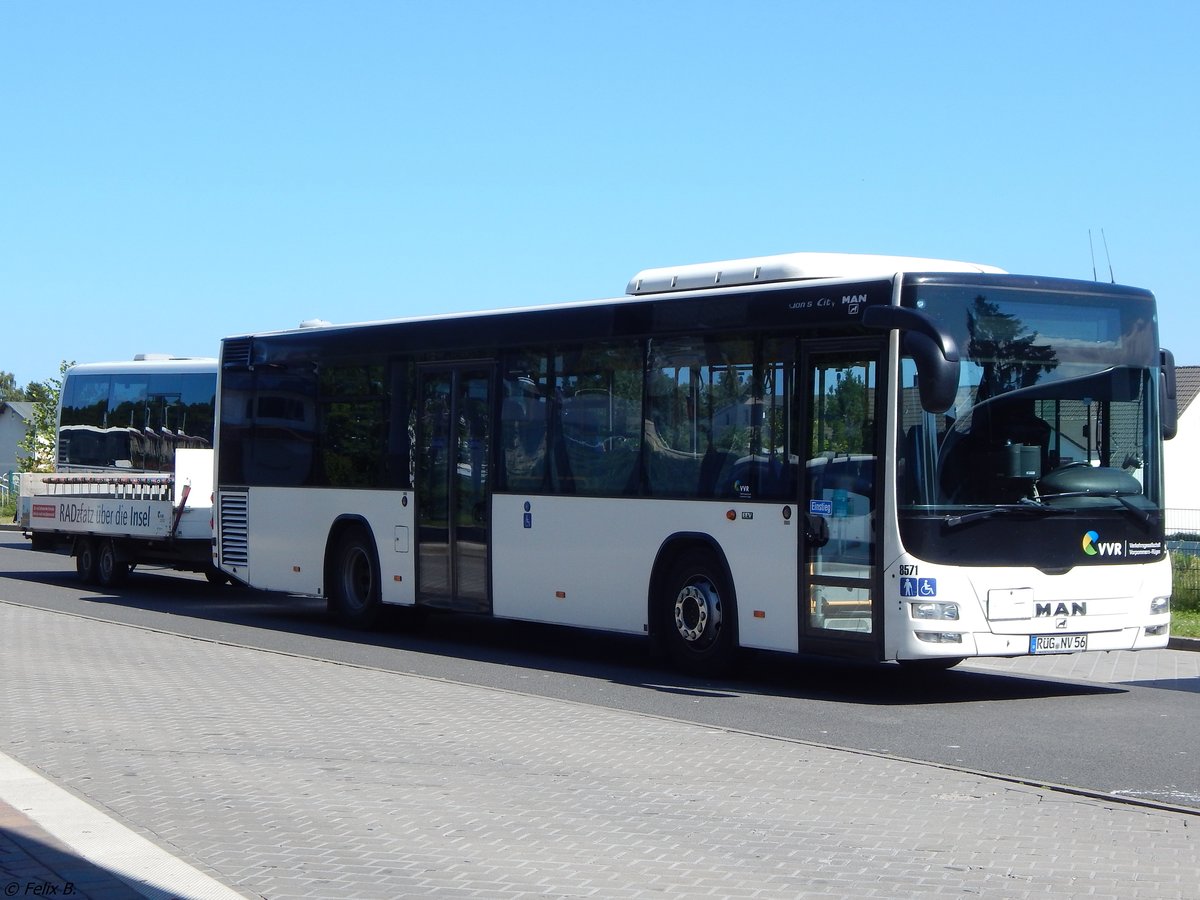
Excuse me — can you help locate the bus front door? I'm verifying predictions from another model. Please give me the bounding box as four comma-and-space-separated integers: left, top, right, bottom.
416, 365, 493, 613
798, 342, 884, 655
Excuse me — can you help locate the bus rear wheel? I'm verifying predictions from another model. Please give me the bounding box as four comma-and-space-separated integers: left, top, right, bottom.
75, 538, 98, 584
660, 550, 736, 677
330, 528, 382, 628
96, 540, 129, 588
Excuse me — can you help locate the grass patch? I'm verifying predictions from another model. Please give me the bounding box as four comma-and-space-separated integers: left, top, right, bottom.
1171, 609, 1200, 639
1170, 549, 1200, 638
1172, 551, 1200, 602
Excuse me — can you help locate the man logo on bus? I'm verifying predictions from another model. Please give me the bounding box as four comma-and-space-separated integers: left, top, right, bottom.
1082, 530, 1124, 557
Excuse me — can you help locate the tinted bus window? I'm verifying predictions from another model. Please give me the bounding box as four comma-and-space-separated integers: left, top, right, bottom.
555, 342, 643, 495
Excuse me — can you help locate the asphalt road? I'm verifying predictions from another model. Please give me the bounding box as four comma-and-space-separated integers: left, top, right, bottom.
2, 536, 1195, 811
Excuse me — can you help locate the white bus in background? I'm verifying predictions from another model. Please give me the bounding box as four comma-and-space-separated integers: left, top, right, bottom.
212, 252, 1177, 673
22, 356, 220, 586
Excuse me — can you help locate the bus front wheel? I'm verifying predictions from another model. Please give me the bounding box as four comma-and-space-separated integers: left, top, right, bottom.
660, 550, 736, 676
330, 528, 382, 628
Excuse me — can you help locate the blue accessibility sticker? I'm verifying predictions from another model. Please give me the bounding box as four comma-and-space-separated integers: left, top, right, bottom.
901, 577, 937, 598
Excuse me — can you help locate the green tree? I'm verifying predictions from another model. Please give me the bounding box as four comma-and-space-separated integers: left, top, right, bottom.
0, 371, 22, 401
17, 360, 73, 472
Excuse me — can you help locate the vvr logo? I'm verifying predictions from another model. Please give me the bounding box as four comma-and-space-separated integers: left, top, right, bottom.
1082, 530, 1123, 557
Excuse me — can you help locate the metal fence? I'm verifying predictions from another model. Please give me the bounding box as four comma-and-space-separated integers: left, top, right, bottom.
1167, 509, 1200, 606
1166, 508, 1200, 538
0, 471, 16, 507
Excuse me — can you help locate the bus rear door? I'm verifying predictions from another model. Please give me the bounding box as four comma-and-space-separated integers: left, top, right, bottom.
415, 364, 494, 613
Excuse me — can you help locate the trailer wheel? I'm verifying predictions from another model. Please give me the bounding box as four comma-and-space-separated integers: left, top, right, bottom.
96, 540, 129, 588
330, 527, 382, 628
75, 538, 99, 584
204, 566, 230, 586
659, 550, 737, 676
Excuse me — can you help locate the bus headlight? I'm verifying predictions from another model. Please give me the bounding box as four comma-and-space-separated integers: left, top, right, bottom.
1150, 596, 1170, 615
911, 601, 959, 620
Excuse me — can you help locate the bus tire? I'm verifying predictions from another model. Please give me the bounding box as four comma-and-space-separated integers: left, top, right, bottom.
330, 527, 382, 628
75, 538, 99, 584
660, 550, 736, 676
96, 540, 129, 588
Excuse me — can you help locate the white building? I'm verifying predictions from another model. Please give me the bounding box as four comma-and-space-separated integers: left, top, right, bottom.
0, 401, 32, 477
1164, 366, 1200, 534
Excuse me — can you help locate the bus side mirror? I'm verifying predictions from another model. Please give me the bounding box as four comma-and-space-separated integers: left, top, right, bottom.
862, 305, 960, 414
1161, 348, 1178, 440
902, 331, 959, 414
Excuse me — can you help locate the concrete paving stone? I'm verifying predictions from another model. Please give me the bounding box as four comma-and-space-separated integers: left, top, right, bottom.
1, 602, 1197, 899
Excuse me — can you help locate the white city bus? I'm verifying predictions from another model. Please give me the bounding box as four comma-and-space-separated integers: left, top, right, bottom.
213, 253, 1176, 672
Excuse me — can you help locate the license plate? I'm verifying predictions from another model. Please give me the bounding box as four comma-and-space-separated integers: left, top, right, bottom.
1029, 634, 1088, 654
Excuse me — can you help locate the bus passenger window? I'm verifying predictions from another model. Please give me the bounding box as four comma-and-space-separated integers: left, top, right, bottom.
647, 336, 753, 498
554, 343, 642, 495
501, 353, 550, 492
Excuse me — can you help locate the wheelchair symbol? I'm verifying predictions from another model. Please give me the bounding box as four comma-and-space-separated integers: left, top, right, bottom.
918, 578, 937, 597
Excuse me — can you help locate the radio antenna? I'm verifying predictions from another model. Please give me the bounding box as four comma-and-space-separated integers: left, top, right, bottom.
1088, 230, 1098, 281
1101, 228, 1115, 282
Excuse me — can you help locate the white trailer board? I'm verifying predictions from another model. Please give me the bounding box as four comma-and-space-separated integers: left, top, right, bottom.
21, 449, 218, 584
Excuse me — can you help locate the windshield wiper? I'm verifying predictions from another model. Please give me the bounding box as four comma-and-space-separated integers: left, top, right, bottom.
944, 498, 1070, 530
1040, 490, 1160, 527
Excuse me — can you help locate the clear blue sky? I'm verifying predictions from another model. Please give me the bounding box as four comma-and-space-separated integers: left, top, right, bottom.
4, 2, 1198, 387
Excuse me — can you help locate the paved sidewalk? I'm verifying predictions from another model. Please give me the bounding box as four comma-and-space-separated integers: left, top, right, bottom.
1, 602, 1196, 899
1, 793, 145, 899
0, 750, 242, 899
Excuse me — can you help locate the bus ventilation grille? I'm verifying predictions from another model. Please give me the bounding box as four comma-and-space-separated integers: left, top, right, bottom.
222, 339, 253, 369
219, 491, 250, 568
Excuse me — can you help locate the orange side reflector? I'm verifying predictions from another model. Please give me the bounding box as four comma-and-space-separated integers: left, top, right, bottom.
393, 575, 403, 582
292, 566, 301, 573
555, 591, 567, 599
753, 610, 766, 619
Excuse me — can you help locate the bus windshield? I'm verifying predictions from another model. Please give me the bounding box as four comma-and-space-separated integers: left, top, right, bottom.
897, 281, 1164, 519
